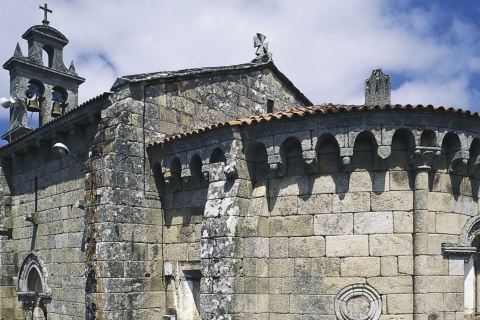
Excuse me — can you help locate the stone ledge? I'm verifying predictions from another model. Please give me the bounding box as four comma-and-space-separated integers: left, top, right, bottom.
441, 243, 476, 256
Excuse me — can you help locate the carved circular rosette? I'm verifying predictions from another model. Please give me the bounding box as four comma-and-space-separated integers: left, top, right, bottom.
334, 284, 382, 320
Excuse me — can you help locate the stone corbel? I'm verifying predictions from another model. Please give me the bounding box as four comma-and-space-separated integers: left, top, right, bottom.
270, 162, 284, 177
202, 171, 210, 182
163, 171, 183, 192
181, 168, 192, 185
339, 148, 353, 171
449, 150, 469, 175
268, 154, 284, 177
223, 164, 238, 180
468, 154, 480, 176
303, 150, 317, 174
341, 156, 351, 167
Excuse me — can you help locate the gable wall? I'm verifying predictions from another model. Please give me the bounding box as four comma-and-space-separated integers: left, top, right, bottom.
141, 68, 307, 143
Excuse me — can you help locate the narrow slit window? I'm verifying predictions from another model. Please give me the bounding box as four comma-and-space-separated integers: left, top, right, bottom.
267, 99, 274, 113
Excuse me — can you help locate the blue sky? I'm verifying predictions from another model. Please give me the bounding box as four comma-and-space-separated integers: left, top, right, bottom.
0, 0, 480, 140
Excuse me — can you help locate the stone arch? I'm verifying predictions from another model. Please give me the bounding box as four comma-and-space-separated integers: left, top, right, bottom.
316, 133, 340, 173
389, 128, 415, 170
353, 131, 378, 170
27, 267, 43, 293
17, 252, 50, 319
441, 132, 461, 155
245, 141, 269, 187
280, 137, 304, 176
392, 128, 415, 151
51, 86, 68, 117
27, 80, 45, 98
439, 132, 462, 172
469, 138, 480, 161
26, 80, 44, 127
210, 147, 226, 164
189, 154, 205, 187
469, 138, 480, 177
168, 157, 183, 192
190, 154, 203, 174
18, 252, 49, 295
420, 129, 437, 147
459, 216, 480, 247
171, 157, 182, 174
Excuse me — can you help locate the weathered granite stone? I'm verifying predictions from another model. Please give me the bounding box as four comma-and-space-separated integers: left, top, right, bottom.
367, 276, 413, 294
354, 211, 393, 234
333, 192, 370, 213
340, 257, 381, 277
288, 236, 326, 258
269, 216, 313, 237
386, 293, 414, 314
314, 213, 353, 236
325, 235, 369, 257
298, 194, 332, 214
369, 234, 413, 256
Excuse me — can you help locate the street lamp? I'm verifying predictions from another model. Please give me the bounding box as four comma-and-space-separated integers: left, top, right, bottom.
52, 142, 88, 170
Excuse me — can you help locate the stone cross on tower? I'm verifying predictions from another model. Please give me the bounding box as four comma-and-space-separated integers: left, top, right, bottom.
252, 33, 272, 62
365, 69, 391, 106
39, 3, 52, 26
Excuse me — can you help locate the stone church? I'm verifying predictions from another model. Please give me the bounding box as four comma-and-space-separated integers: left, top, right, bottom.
0, 6, 479, 320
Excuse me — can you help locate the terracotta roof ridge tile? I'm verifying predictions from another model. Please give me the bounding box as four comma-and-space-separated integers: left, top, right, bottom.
149, 103, 480, 147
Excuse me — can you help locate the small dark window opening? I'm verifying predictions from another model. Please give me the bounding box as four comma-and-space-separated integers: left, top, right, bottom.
267, 99, 274, 113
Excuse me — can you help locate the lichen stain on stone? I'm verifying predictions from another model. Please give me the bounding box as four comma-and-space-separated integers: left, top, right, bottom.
86, 169, 104, 319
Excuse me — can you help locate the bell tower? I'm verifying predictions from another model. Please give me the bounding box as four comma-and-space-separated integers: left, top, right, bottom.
2, 3, 85, 142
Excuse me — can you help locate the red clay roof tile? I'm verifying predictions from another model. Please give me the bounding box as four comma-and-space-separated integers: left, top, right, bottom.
149, 103, 480, 147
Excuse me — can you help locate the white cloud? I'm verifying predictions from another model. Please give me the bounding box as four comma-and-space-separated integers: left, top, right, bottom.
0, 0, 479, 132
393, 77, 471, 108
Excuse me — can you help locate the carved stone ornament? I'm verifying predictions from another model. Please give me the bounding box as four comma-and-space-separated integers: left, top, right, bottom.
365, 69, 391, 106
335, 284, 382, 320
252, 33, 272, 62
409, 146, 440, 170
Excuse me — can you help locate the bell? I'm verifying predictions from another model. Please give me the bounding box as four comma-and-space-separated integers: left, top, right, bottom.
27, 98, 41, 112
51, 101, 62, 117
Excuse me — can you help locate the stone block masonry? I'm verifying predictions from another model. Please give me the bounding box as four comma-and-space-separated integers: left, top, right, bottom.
150, 106, 480, 319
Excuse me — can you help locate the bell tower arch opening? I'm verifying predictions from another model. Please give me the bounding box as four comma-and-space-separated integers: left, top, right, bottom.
25, 80, 44, 128
51, 86, 68, 118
